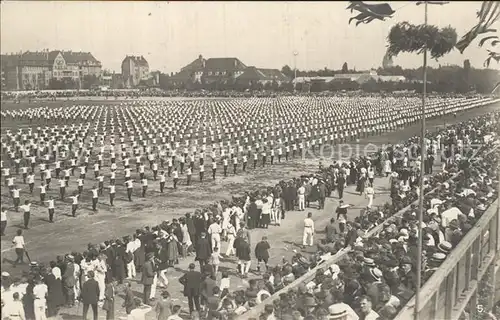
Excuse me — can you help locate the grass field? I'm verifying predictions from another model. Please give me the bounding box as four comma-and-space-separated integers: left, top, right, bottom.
0, 99, 498, 319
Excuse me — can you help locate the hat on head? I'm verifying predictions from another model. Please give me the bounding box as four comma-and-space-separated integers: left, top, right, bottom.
363, 257, 376, 267
400, 256, 412, 266
437, 241, 453, 254
328, 303, 348, 319
146, 252, 155, 260
431, 252, 447, 263
1, 272, 10, 277
399, 228, 409, 236
369, 268, 383, 281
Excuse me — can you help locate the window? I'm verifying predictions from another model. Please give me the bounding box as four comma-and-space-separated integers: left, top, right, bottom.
208, 71, 212, 76
215, 71, 219, 76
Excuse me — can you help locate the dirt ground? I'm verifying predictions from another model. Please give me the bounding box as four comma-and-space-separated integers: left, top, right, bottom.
0, 100, 498, 319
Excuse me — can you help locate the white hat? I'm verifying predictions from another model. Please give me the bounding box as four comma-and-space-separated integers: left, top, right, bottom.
1, 272, 10, 277
328, 303, 348, 319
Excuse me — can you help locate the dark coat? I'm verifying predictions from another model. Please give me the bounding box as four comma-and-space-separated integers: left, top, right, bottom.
123, 287, 136, 314
186, 217, 196, 236
337, 176, 346, 189
45, 273, 65, 310
81, 278, 100, 305
254, 241, 270, 261
113, 246, 126, 280
194, 217, 206, 236
195, 237, 212, 261
325, 223, 337, 243
248, 202, 258, 219
201, 276, 217, 299
237, 240, 251, 261
104, 283, 115, 319
179, 270, 202, 296
141, 260, 155, 285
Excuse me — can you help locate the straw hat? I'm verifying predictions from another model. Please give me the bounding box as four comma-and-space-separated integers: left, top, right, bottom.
328, 303, 348, 319
431, 252, 447, 263
369, 268, 383, 282
363, 257, 376, 267
437, 241, 453, 254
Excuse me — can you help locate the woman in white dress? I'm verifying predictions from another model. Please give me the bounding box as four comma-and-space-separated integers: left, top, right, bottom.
272, 198, 282, 226
384, 159, 392, 177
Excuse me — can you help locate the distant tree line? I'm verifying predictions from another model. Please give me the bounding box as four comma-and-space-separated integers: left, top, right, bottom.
149, 60, 498, 94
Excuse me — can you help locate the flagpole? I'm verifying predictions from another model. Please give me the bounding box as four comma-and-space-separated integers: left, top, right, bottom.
415, 2, 428, 320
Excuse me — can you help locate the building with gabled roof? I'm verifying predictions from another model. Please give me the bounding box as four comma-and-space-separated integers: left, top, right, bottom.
257, 68, 290, 83
235, 66, 289, 86
121, 55, 150, 88
1, 49, 102, 90
169, 54, 288, 87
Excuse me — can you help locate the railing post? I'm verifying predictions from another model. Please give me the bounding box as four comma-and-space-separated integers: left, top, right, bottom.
465, 247, 472, 289
472, 238, 480, 281
445, 266, 457, 319
487, 262, 496, 312
469, 291, 478, 319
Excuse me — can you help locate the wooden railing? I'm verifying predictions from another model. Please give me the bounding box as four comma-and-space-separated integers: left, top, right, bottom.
239, 145, 486, 319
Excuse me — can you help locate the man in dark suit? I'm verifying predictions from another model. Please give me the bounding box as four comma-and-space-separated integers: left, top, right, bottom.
179, 263, 202, 314
81, 270, 100, 320
141, 252, 156, 304
195, 232, 211, 271
337, 173, 346, 199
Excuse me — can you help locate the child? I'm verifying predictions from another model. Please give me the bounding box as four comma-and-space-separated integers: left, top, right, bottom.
210, 246, 223, 275
255, 236, 270, 273
220, 272, 230, 298
365, 184, 375, 208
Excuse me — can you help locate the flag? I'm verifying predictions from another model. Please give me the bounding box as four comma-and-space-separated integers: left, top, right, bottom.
484, 50, 500, 67
346, 1, 395, 26
456, 1, 500, 53
416, 1, 450, 5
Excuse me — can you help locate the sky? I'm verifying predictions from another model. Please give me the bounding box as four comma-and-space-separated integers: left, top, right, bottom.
1, 1, 498, 74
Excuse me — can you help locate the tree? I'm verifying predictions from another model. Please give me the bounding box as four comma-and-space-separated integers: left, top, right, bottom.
82, 74, 100, 90
281, 65, 294, 79
342, 62, 349, 73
